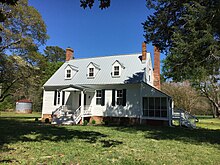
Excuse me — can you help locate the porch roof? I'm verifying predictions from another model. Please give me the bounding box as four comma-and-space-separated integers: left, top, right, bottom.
57, 84, 95, 92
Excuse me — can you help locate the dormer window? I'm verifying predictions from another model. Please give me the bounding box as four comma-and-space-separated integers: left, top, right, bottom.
87, 62, 100, 79
66, 69, 72, 78
65, 64, 78, 80
89, 68, 94, 77
114, 66, 119, 76
112, 60, 125, 78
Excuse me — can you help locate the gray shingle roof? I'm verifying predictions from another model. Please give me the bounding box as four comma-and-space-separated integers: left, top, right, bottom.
44, 53, 148, 87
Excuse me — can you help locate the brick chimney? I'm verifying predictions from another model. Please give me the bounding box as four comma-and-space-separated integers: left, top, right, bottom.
153, 46, 161, 90
142, 42, 146, 63
66, 47, 74, 61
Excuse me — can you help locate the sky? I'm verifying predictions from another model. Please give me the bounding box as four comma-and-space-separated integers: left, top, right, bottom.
29, 0, 161, 61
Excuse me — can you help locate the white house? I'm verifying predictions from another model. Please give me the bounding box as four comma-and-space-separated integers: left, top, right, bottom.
42, 43, 173, 126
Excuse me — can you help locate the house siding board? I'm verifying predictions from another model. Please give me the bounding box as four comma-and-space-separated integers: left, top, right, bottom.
42, 90, 59, 115
44, 54, 148, 86
91, 84, 141, 118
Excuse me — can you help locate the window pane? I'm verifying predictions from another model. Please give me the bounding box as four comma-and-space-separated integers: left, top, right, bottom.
149, 98, 154, 110
155, 110, 160, 117
114, 66, 119, 76
89, 68, 94, 77
96, 90, 102, 97
161, 98, 167, 109
155, 98, 160, 109
117, 98, 123, 105
161, 110, 167, 117
149, 110, 154, 117
117, 90, 123, 97
96, 98, 102, 105
96, 90, 102, 105
143, 98, 148, 110
143, 110, 148, 116
66, 70, 71, 78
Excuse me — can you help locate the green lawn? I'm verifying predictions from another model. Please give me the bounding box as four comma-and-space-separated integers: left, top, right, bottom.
0, 112, 220, 165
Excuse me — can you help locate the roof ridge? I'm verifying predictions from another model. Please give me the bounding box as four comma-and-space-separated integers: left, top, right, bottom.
70, 52, 142, 61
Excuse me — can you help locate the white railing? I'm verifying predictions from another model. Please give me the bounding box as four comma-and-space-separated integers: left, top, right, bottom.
52, 105, 63, 117
51, 105, 93, 125
72, 106, 82, 124
83, 105, 92, 115
172, 109, 198, 128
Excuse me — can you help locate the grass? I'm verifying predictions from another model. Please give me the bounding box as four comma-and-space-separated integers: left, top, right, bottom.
0, 112, 220, 165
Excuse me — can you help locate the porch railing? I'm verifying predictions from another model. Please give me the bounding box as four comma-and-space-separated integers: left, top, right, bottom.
84, 105, 92, 115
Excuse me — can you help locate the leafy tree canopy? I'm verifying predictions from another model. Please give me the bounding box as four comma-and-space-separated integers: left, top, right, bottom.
80, 0, 110, 9
143, 0, 220, 81
0, 0, 48, 56
0, 0, 48, 102
44, 46, 66, 63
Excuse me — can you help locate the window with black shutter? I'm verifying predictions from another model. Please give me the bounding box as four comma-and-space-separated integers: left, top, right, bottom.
96, 90, 102, 105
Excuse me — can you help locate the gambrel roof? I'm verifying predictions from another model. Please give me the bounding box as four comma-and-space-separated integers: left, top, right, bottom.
44, 53, 152, 87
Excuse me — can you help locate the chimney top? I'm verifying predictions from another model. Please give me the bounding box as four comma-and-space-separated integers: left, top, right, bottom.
66, 48, 74, 61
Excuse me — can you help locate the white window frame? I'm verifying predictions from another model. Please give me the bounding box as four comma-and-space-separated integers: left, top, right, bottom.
114, 66, 120, 76
116, 89, 123, 105
96, 90, 102, 105
66, 69, 72, 79
112, 60, 125, 78
64, 65, 78, 80
88, 67, 94, 78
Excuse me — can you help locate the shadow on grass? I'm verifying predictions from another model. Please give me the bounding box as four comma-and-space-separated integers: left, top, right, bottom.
0, 117, 107, 150
110, 125, 220, 147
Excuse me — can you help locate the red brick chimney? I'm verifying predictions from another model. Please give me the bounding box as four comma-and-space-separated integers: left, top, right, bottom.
66, 48, 74, 61
142, 42, 146, 62
153, 46, 161, 90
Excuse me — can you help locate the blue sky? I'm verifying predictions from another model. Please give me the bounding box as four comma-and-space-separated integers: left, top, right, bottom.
29, 0, 161, 61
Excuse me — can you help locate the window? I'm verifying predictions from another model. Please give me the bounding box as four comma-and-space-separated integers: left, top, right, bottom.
64, 65, 78, 79
96, 90, 105, 106
112, 60, 125, 77
116, 90, 123, 105
96, 90, 102, 105
143, 97, 167, 118
89, 68, 94, 77
66, 69, 71, 78
114, 66, 120, 76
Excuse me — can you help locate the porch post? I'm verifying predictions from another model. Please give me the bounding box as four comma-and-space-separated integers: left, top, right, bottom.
81, 90, 84, 124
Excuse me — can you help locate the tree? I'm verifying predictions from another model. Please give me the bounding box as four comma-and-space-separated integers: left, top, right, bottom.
0, 0, 48, 55
162, 82, 200, 113
80, 0, 110, 9
0, 0, 48, 103
44, 46, 66, 63
144, 0, 220, 117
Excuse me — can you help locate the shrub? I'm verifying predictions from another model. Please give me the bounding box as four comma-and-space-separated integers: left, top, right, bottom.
91, 119, 96, 125
83, 120, 88, 126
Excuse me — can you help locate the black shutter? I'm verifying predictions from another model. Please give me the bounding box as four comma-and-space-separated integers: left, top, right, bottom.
101, 89, 105, 106
122, 89, 126, 106
112, 89, 115, 106
54, 90, 57, 105
62, 91, 65, 105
